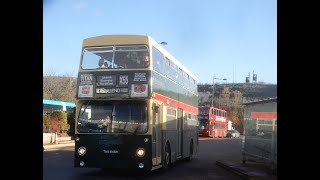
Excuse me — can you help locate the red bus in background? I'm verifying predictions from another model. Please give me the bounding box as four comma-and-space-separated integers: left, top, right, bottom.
198, 106, 227, 138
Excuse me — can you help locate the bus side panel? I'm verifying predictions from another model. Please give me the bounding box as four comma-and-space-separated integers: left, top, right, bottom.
163, 105, 179, 163
183, 132, 190, 157
162, 129, 180, 163
182, 117, 190, 158
182, 117, 199, 158
163, 112, 198, 161
151, 68, 198, 163
151, 72, 198, 109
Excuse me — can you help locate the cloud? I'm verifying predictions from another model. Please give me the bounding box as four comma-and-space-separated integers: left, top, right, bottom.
73, 1, 88, 11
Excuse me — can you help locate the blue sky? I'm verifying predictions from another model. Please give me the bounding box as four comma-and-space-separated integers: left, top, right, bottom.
43, 0, 277, 84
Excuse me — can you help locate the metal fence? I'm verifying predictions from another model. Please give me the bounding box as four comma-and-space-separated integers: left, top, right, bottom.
242, 119, 277, 172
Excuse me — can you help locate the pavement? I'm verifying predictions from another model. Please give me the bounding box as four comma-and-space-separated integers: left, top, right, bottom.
43, 140, 277, 180
43, 140, 75, 151
216, 160, 277, 180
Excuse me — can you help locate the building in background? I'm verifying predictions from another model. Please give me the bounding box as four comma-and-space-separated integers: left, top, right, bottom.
43, 99, 75, 114
242, 97, 277, 173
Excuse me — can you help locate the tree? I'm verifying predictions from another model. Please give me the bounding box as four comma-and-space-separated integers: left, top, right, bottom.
43, 71, 77, 102
49, 110, 69, 135
220, 86, 230, 111
43, 113, 49, 132
43, 70, 60, 100
230, 90, 244, 133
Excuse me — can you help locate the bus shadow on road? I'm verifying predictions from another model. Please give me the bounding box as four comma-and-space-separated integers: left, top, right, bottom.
78, 168, 168, 179
78, 159, 195, 179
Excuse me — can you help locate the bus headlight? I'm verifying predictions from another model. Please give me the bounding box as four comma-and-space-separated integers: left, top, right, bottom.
78, 147, 86, 156
136, 148, 145, 157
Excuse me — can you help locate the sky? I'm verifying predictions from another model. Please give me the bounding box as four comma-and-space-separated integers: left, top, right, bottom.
43, 0, 277, 85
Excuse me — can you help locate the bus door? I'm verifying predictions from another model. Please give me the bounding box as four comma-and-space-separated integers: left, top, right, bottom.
152, 103, 162, 165
217, 123, 221, 137
209, 121, 214, 137
177, 108, 183, 156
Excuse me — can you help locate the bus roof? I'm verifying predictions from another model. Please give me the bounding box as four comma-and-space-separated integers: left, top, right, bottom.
199, 106, 227, 112
82, 34, 197, 81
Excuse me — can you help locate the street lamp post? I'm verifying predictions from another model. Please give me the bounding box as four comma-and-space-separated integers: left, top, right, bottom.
211, 75, 227, 107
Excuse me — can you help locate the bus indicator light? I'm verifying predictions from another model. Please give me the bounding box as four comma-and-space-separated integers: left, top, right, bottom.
139, 163, 144, 168
80, 161, 84, 166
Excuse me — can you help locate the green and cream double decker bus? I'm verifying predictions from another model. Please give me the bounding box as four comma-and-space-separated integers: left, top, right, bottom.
74, 34, 199, 171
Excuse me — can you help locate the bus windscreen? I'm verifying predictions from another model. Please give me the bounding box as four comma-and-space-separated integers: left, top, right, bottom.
77, 101, 147, 134
81, 45, 149, 69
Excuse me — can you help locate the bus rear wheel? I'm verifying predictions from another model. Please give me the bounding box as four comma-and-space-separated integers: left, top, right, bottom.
186, 140, 193, 162
162, 143, 171, 170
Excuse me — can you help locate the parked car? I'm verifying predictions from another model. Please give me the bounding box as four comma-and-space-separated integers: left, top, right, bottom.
226, 130, 240, 138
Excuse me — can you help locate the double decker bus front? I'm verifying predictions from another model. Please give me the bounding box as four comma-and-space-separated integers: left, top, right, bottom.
74, 43, 153, 171
74, 100, 151, 170
198, 107, 210, 137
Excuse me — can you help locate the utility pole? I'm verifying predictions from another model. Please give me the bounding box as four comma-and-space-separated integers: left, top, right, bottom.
211, 74, 227, 107
211, 75, 215, 107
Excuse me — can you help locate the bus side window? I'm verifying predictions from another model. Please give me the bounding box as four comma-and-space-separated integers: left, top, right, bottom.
152, 47, 165, 74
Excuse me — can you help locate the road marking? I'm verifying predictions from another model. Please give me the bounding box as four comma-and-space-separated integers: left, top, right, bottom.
44, 155, 62, 160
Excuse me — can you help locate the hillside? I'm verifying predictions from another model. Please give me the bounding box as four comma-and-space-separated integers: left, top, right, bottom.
198, 83, 277, 104
43, 74, 276, 105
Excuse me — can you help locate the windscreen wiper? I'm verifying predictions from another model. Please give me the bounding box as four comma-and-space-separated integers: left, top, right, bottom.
80, 100, 91, 117
132, 125, 140, 135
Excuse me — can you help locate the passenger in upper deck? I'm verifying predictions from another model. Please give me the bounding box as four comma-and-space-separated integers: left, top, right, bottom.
98, 57, 109, 68
141, 52, 150, 67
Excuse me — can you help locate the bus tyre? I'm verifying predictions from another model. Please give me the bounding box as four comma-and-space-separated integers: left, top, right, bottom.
162, 143, 170, 170
186, 140, 193, 162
